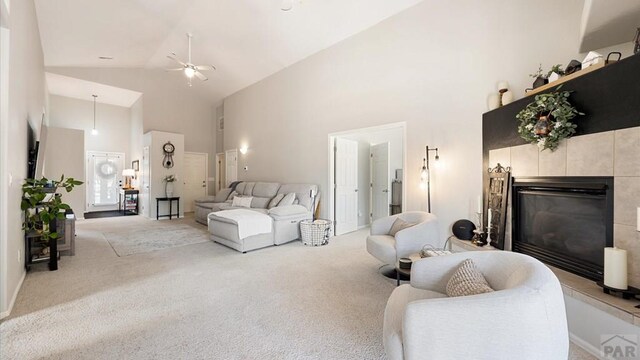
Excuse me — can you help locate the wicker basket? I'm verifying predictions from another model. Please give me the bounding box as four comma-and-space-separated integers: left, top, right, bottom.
300, 219, 331, 246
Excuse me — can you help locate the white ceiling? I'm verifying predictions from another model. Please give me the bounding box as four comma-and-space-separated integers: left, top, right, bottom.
579, 0, 640, 52
46, 72, 142, 108
35, 0, 423, 104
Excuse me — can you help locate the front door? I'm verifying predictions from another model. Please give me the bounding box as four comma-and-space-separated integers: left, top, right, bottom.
225, 149, 238, 187
334, 138, 358, 235
371, 142, 390, 221
183, 152, 207, 212
86, 151, 125, 212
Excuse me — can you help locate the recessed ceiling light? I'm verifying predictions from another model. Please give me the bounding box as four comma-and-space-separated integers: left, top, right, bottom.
98, 56, 113, 60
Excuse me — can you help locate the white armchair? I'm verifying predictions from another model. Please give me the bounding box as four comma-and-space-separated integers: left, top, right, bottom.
383, 251, 568, 360
366, 211, 439, 267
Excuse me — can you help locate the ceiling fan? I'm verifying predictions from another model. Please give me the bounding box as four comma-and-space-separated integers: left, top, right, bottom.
166, 33, 216, 87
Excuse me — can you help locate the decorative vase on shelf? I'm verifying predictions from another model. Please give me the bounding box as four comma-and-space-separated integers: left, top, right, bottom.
501, 90, 514, 105
165, 182, 174, 198
488, 94, 501, 110
532, 76, 548, 89
534, 115, 552, 136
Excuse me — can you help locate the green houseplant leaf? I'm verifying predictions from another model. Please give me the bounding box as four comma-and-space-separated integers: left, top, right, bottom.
21, 175, 83, 243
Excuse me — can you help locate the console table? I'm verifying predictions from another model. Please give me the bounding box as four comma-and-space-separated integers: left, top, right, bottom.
119, 189, 139, 215
156, 197, 180, 220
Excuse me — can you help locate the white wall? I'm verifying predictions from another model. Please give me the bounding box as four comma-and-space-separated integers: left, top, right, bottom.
224, 0, 585, 239
43, 127, 85, 217
49, 95, 132, 163
129, 97, 143, 188
143, 131, 185, 220
1, 0, 47, 318
43, 68, 216, 185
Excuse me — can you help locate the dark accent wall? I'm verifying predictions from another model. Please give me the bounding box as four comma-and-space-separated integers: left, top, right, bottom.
484, 54, 640, 151
482, 54, 640, 203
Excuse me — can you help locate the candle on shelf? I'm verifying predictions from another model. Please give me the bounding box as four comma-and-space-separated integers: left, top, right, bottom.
487, 208, 492, 226
476, 195, 483, 214
636, 207, 640, 232
604, 247, 628, 290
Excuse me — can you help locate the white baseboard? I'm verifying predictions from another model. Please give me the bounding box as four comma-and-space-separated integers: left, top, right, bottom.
0, 270, 26, 320
570, 332, 602, 359
357, 224, 370, 230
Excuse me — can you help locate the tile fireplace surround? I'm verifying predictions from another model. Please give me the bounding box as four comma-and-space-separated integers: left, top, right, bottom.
489, 126, 640, 287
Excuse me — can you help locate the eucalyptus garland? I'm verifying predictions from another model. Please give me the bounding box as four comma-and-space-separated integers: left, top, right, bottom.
516, 86, 583, 151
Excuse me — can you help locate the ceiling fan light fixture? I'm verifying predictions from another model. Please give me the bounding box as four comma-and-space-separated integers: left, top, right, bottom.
184, 67, 196, 78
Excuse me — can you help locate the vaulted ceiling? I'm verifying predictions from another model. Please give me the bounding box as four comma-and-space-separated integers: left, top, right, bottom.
35, 0, 423, 105
579, 0, 640, 52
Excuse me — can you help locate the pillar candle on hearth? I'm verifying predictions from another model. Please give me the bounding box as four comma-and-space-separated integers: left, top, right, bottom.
604, 247, 628, 290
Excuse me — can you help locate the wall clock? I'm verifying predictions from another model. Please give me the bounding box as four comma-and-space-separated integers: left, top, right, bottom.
163, 142, 175, 168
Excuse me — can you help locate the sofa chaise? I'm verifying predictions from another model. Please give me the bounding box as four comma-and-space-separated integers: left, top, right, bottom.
196, 182, 319, 252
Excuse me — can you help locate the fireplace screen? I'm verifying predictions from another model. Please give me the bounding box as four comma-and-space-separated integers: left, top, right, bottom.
512, 177, 613, 281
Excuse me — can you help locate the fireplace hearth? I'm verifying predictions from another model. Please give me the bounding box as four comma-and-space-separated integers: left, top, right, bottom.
512, 177, 613, 281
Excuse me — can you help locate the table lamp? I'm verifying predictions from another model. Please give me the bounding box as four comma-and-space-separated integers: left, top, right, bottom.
122, 169, 136, 189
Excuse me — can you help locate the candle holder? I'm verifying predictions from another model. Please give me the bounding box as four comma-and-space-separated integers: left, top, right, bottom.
596, 282, 640, 300
471, 230, 488, 246
484, 225, 493, 248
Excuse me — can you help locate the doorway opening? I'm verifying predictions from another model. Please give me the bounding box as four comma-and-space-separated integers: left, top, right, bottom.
183, 152, 208, 212
215, 152, 226, 193
85, 151, 125, 213
328, 122, 406, 236
224, 149, 238, 187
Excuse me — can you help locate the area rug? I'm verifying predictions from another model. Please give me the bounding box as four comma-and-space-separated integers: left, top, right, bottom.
104, 224, 210, 256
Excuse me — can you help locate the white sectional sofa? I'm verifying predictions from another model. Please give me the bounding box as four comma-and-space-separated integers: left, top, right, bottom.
195, 182, 319, 252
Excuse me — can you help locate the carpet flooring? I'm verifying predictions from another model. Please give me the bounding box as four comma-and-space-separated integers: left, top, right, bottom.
1, 215, 595, 359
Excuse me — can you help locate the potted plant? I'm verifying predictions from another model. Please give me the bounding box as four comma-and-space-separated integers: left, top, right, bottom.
546, 64, 565, 82
516, 86, 584, 151
529, 64, 548, 89
163, 175, 177, 197
21, 175, 83, 245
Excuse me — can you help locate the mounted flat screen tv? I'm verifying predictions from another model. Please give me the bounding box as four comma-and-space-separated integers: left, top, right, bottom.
27, 115, 47, 179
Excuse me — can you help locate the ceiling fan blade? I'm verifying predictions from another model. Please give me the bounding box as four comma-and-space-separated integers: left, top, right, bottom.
195, 65, 216, 71
167, 53, 187, 67
165, 68, 184, 71
194, 71, 208, 81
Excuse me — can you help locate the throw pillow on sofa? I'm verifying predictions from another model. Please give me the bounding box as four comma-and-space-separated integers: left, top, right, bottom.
214, 188, 233, 203
278, 193, 296, 207
388, 218, 415, 236
226, 191, 239, 203
445, 259, 494, 297
268, 194, 285, 209
232, 196, 253, 208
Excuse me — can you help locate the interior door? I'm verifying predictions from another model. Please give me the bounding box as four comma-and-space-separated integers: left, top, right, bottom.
141, 146, 150, 217
334, 138, 358, 235
225, 149, 238, 187
184, 152, 207, 212
86, 151, 125, 212
371, 142, 390, 221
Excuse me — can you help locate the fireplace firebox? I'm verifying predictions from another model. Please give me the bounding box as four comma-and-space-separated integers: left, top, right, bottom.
512, 177, 613, 281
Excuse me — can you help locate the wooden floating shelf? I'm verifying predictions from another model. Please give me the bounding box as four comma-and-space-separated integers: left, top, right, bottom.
526, 62, 606, 96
